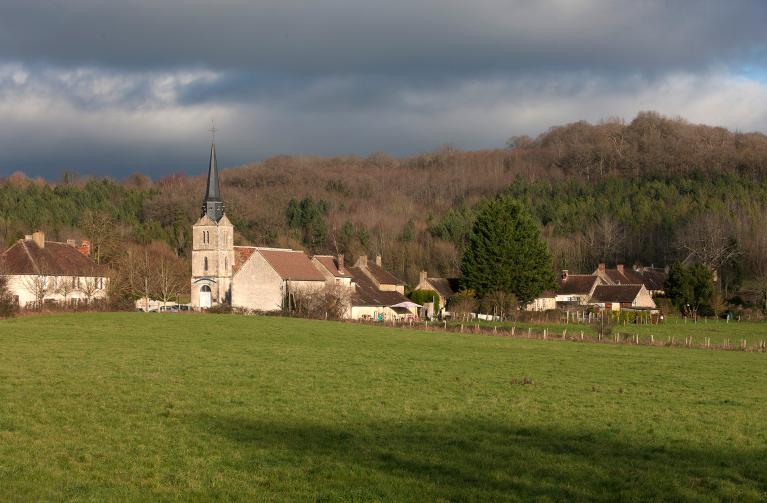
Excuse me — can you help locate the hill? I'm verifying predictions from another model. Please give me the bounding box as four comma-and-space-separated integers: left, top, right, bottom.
1, 112, 767, 292
0, 313, 764, 500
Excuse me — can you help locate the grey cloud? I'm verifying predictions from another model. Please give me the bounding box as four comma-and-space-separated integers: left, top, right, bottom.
0, 1, 764, 75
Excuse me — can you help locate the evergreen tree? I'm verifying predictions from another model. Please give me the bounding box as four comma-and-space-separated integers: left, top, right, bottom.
665, 262, 714, 319
460, 196, 554, 304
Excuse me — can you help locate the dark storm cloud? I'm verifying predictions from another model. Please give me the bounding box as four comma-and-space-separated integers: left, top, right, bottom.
0, 1, 764, 75
0, 1, 766, 178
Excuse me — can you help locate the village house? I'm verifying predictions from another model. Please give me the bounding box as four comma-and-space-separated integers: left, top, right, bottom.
525, 290, 556, 311
415, 271, 460, 318
588, 284, 657, 311
555, 270, 602, 307
190, 138, 413, 319
594, 263, 667, 296
1, 231, 108, 308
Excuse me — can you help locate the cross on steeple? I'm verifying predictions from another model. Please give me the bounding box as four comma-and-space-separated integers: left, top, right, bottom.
209, 120, 218, 144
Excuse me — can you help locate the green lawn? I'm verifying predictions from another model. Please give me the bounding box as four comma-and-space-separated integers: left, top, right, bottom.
458, 317, 767, 346
0, 313, 765, 501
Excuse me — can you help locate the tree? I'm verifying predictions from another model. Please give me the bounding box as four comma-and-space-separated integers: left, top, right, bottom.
665, 263, 714, 319
81, 210, 118, 265
55, 277, 77, 307
0, 274, 16, 318
482, 290, 517, 321
450, 288, 478, 321
460, 196, 555, 304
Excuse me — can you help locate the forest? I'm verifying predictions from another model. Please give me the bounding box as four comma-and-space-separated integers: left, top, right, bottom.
1, 111, 766, 304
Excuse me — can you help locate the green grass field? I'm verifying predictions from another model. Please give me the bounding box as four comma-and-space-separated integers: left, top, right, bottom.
1, 313, 765, 501
459, 317, 767, 346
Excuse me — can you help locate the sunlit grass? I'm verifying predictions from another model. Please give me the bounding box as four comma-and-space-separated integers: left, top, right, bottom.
0, 313, 765, 501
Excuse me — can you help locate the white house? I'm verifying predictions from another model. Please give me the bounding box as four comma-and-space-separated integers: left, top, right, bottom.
1, 231, 108, 308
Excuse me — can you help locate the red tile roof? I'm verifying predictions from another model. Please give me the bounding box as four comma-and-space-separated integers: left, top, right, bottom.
1, 239, 106, 277
258, 249, 326, 281
232, 246, 257, 274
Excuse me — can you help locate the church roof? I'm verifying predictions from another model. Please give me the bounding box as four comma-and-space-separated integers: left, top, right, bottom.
205, 142, 221, 202
258, 248, 327, 281
232, 246, 257, 274
2, 239, 106, 277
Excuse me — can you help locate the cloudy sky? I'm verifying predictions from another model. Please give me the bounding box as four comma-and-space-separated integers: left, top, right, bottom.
1, 1, 766, 179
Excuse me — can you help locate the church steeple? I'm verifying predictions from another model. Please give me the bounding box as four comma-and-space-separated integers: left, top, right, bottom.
201, 123, 225, 222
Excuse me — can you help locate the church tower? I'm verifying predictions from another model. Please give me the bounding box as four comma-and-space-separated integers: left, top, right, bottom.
191, 131, 234, 309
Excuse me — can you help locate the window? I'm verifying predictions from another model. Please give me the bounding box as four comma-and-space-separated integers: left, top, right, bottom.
204, 256, 208, 272
225, 257, 228, 271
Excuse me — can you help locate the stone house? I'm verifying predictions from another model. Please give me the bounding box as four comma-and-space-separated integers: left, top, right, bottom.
525, 290, 557, 311
1, 231, 108, 308
415, 271, 460, 317
594, 263, 667, 296
555, 270, 602, 307
347, 261, 413, 321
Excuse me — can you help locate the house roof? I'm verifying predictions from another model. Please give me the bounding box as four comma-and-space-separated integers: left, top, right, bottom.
365, 262, 404, 286
556, 274, 599, 295
232, 246, 257, 274
313, 255, 351, 278
599, 266, 667, 291
348, 266, 409, 307
258, 248, 326, 281
1, 239, 106, 277
426, 277, 460, 299
591, 284, 643, 303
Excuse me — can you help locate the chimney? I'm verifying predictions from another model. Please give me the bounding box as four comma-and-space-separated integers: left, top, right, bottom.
77, 240, 91, 256
561, 269, 569, 280
598, 263, 606, 273
356, 255, 368, 267
616, 264, 624, 274
336, 254, 345, 272
419, 270, 427, 284
375, 254, 382, 267
29, 231, 45, 248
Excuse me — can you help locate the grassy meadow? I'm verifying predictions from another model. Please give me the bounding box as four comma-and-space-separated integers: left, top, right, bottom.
0, 313, 765, 501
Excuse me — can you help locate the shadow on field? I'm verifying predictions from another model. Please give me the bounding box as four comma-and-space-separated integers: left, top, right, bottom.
192, 414, 766, 500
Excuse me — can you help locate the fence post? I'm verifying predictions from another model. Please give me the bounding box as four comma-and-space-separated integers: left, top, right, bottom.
563, 329, 567, 340
580, 331, 584, 341
650, 334, 654, 344
511, 326, 515, 336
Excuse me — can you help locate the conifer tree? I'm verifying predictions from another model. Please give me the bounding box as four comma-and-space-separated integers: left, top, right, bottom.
460, 196, 554, 304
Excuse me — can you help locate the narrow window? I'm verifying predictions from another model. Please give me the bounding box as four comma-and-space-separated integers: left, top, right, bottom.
204, 256, 208, 272
225, 257, 228, 271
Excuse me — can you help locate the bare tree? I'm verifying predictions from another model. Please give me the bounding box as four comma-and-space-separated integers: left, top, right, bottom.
23, 269, 52, 310
80, 270, 105, 306
55, 277, 77, 307
483, 290, 517, 321
81, 210, 117, 265
676, 213, 739, 278
154, 251, 188, 308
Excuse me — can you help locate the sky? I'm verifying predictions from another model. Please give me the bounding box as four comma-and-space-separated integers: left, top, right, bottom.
0, 1, 766, 179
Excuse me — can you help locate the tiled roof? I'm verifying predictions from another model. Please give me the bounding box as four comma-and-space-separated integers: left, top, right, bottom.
232, 246, 257, 274
1, 239, 106, 277
600, 266, 667, 291
348, 266, 409, 307
258, 248, 326, 281
313, 255, 351, 278
591, 284, 643, 303
426, 277, 459, 299
556, 274, 599, 295
365, 262, 404, 286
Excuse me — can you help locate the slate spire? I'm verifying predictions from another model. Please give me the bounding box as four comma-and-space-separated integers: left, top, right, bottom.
201, 123, 225, 222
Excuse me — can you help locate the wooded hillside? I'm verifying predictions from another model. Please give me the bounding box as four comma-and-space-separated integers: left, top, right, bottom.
2, 112, 767, 294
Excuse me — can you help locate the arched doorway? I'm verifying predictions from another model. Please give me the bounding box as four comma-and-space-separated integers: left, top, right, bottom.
200, 285, 212, 308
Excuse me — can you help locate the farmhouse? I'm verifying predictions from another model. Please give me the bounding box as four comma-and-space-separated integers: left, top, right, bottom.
588, 284, 657, 311
594, 263, 667, 296
190, 139, 414, 319
555, 270, 602, 307
415, 270, 459, 317
0, 231, 108, 308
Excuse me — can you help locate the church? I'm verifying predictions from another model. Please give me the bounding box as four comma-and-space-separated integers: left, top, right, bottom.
190, 138, 418, 320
